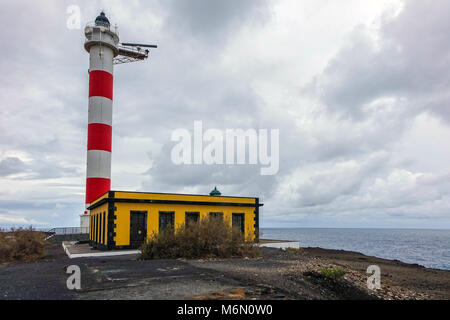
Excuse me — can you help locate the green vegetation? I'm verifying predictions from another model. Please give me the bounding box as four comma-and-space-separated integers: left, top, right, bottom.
140, 217, 260, 260
285, 247, 304, 255
320, 267, 346, 280
0, 227, 49, 263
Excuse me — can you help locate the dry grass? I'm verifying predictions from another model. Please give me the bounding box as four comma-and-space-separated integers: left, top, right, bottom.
140, 217, 260, 260
0, 227, 49, 263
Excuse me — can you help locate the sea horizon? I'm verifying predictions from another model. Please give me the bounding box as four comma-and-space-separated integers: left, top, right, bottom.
261, 227, 450, 231
2, 225, 450, 230
260, 227, 450, 271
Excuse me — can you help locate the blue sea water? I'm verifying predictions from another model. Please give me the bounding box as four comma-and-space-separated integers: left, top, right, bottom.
260, 228, 450, 270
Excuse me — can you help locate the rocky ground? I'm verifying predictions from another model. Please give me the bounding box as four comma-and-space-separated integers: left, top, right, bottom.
189, 247, 449, 300
0, 244, 448, 300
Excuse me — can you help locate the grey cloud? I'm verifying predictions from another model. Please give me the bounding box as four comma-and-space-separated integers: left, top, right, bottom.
164, 0, 271, 42
293, 152, 390, 207
0, 157, 79, 180
26, 159, 80, 180
0, 157, 27, 177
306, 0, 450, 122
0, 200, 57, 211
143, 139, 278, 199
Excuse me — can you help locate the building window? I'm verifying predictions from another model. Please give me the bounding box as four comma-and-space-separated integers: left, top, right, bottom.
185, 212, 200, 227
159, 211, 175, 233
95, 214, 99, 243
101, 213, 103, 244
232, 213, 245, 235
90, 215, 93, 240
102, 211, 106, 244
99, 213, 102, 244
209, 212, 223, 221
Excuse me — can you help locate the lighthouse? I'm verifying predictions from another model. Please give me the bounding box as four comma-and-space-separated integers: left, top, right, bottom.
81, 12, 156, 230
79, 14, 261, 249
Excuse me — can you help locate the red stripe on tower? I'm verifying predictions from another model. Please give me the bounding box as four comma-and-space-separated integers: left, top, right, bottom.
89, 70, 114, 100
85, 177, 111, 204
87, 123, 112, 152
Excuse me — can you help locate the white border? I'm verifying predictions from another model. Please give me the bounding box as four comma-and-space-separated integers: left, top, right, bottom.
62, 242, 140, 259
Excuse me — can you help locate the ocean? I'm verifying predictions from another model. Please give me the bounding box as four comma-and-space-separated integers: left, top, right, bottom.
260, 228, 450, 270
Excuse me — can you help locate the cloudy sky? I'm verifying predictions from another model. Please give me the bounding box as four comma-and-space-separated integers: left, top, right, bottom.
1, 0, 449, 229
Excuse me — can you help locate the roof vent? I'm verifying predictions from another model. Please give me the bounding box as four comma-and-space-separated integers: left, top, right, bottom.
209, 187, 221, 196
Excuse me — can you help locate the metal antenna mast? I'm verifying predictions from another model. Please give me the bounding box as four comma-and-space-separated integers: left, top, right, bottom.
114, 43, 158, 65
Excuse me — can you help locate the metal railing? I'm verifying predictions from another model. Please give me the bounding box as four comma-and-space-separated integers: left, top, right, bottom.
84, 21, 119, 35
45, 227, 89, 235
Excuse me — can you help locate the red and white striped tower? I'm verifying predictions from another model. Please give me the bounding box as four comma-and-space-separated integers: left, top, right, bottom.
82, 12, 119, 225
80, 12, 155, 230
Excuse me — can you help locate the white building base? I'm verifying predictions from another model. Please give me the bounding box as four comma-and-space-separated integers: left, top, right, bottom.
80, 214, 90, 233
260, 241, 300, 250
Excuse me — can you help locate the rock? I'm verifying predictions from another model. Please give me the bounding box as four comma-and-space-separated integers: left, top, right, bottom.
257, 284, 275, 294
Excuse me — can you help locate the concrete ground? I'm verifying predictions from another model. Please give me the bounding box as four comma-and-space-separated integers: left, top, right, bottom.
0, 244, 269, 300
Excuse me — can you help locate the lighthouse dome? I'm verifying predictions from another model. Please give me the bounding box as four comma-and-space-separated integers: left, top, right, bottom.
95, 11, 110, 28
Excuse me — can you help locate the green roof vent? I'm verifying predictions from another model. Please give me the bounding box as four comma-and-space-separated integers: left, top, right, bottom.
209, 186, 221, 196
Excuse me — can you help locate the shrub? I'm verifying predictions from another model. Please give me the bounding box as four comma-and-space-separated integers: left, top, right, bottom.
285, 247, 304, 255
140, 217, 260, 260
0, 227, 49, 263
320, 267, 346, 280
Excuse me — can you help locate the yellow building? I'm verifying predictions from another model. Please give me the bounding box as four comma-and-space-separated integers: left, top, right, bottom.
88, 189, 262, 250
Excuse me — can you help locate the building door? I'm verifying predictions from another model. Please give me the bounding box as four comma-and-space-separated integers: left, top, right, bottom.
232, 213, 245, 235
102, 212, 106, 244
159, 211, 175, 233
96, 214, 99, 243
130, 211, 147, 248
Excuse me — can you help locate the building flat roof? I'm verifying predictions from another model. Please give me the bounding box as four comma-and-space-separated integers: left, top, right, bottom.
110, 190, 258, 199
88, 190, 262, 211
